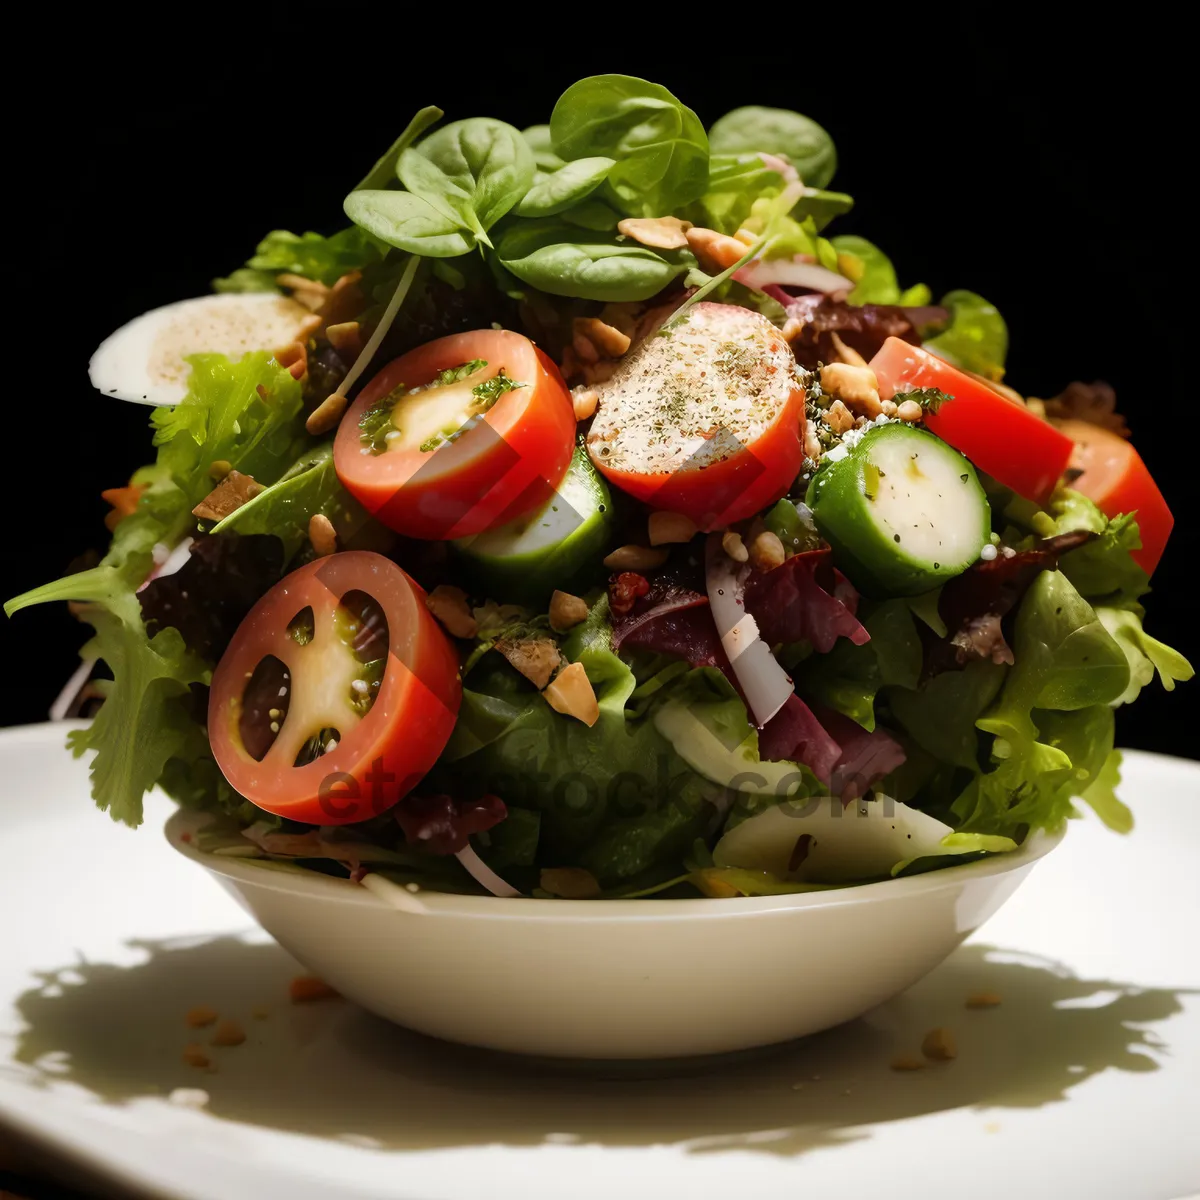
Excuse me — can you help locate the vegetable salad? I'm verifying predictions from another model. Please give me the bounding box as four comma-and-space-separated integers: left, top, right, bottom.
7, 75, 1191, 900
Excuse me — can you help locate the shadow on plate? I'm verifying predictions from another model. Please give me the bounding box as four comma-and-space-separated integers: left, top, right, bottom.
5, 933, 1194, 1159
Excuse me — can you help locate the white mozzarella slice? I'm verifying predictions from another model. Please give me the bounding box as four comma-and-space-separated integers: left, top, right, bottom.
89, 292, 313, 406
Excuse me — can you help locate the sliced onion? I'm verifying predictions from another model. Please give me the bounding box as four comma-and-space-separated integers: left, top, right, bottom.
756, 152, 800, 184
735, 256, 853, 295
455, 844, 522, 897
704, 534, 794, 728
137, 536, 194, 593
49, 656, 97, 721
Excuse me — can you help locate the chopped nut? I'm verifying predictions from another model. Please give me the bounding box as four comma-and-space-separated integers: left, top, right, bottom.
804, 418, 822, 462
749, 530, 786, 570
648, 510, 697, 545
603, 544, 669, 571
208, 460, 232, 481
825, 398, 855, 434
880, 398, 898, 417
192, 471, 264, 523
896, 399, 924, 423
549, 590, 590, 631
572, 388, 599, 421
289, 976, 340, 1003
559, 343, 581, 380
306, 391, 349, 435
275, 340, 308, 381
308, 513, 337, 557
572, 332, 599, 364
582, 360, 617, 386
182, 1044, 212, 1069
495, 636, 562, 690
921, 1027, 957, 1061
965, 990, 1003, 1009
425, 584, 478, 639
820, 362, 882, 418
210, 1019, 246, 1047
721, 529, 749, 563
296, 312, 323, 341
540, 866, 602, 898
616, 215, 692, 250
276, 272, 329, 311
542, 661, 600, 726
781, 316, 804, 343
598, 303, 639, 337
829, 331, 868, 367
574, 316, 632, 357
889, 1054, 926, 1072
686, 226, 750, 271
326, 321, 363, 357
319, 270, 365, 327
185, 1005, 219, 1029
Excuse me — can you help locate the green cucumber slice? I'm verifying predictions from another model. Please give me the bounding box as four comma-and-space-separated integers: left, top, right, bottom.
452, 446, 613, 604
805, 422, 990, 596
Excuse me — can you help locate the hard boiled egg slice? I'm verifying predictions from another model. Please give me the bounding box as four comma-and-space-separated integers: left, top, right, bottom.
90, 292, 313, 406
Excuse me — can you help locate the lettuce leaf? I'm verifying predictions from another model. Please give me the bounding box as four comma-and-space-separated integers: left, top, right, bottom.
1097, 607, 1194, 705
923, 289, 1008, 380
5, 353, 310, 826
214, 227, 381, 291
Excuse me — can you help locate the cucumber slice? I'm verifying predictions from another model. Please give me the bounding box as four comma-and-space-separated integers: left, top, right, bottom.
452, 447, 613, 604
805, 423, 990, 596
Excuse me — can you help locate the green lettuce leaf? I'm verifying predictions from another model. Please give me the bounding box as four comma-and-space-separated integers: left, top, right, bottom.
5, 353, 311, 826
923, 289, 1008, 381
1097, 607, 1194, 705
214, 227, 381, 291
829, 235, 931, 307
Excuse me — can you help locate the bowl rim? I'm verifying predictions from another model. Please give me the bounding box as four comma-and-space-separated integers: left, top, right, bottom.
166, 807, 1065, 923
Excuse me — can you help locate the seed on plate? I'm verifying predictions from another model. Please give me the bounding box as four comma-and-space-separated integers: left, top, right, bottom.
921, 1027, 957, 1061
289, 975, 340, 1003
549, 590, 590, 631
896, 399, 924, 423
182, 1044, 212, 1069
603, 544, 668, 571
306, 391, 349, 435
211, 1019, 247, 1047
268, 708, 281, 719
308, 513, 338, 557
648, 510, 697, 545
572, 388, 599, 421
722, 529, 749, 563
184, 1005, 218, 1028
749, 530, 786, 570
269, 722, 279, 733
965, 990, 1002, 1009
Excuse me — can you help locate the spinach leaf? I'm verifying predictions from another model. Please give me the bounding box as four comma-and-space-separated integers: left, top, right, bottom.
398, 117, 534, 246
550, 75, 709, 217
924, 289, 1009, 381
685, 152, 784, 233
709, 105, 838, 189
515, 157, 615, 218
792, 187, 854, 231
344, 189, 476, 257
522, 124, 565, 171
354, 105, 444, 192
497, 219, 692, 302
560, 200, 620, 231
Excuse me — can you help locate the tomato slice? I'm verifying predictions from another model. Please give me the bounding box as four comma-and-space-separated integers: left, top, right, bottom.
1054, 418, 1172, 574
585, 303, 805, 529
334, 329, 575, 540
871, 337, 1075, 504
208, 552, 461, 825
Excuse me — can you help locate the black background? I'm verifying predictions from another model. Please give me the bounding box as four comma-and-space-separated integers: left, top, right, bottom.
3, 14, 1194, 756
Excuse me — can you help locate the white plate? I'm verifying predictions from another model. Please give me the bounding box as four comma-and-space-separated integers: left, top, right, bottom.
1, 722, 1198, 1199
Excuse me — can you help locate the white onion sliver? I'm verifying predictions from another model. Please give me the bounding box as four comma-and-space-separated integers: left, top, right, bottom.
137, 536, 194, 592
49, 657, 96, 722
359, 872, 430, 915
455, 844, 522, 897
704, 534, 794, 728
735, 257, 853, 295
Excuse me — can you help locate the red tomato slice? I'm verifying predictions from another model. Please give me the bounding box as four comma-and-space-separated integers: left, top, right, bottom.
871, 337, 1074, 503
208, 552, 461, 825
585, 303, 805, 529
334, 329, 575, 540
1054, 418, 1173, 575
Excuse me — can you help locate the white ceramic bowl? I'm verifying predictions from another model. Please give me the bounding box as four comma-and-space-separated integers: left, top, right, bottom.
166, 809, 1062, 1059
